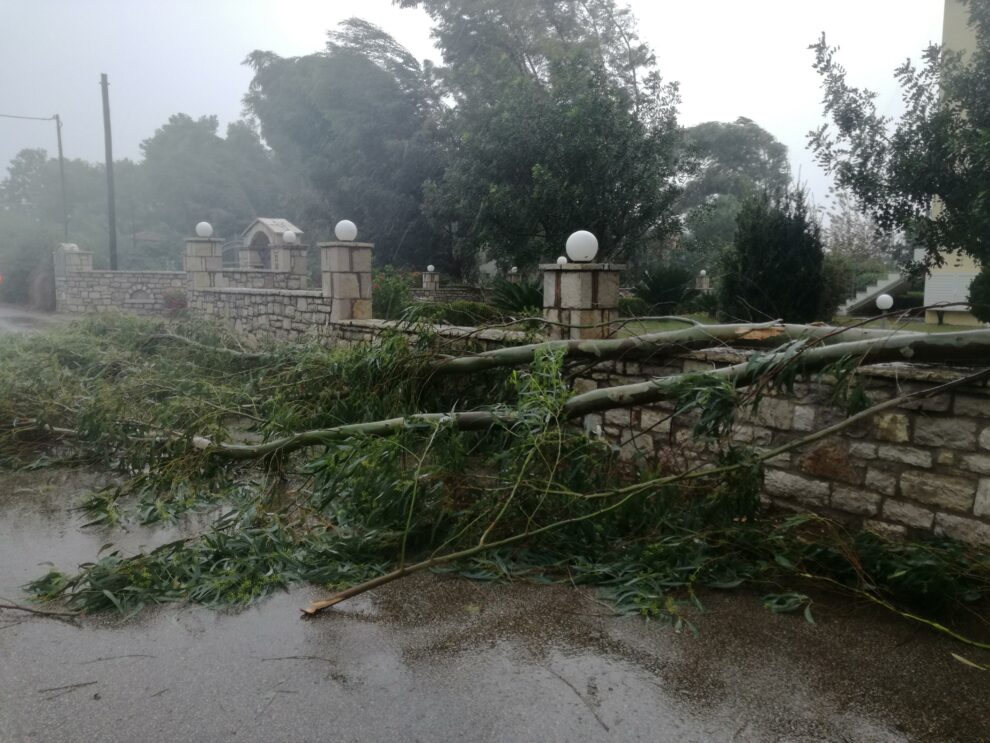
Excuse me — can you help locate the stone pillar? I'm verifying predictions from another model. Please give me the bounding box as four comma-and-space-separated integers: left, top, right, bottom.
53, 243, 93, 276
422, 271, 440, 292
696, 271, 711, 294
507, 272, 522, 284
183, 237, 224, 289
320, 241, 373, 320
271, 243, 309, 277
540, 262, 625, 340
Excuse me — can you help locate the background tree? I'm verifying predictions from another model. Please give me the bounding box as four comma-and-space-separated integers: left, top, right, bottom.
401, 0, 684, 273
669, 117, 791, 274
718, 189, 825, 323
244, 19, 444, 268
809, 0, 990, 270
139, 114, 283, 245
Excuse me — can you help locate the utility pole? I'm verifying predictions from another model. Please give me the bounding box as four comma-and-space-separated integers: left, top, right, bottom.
54, 114, 68, 241
100, 73, 118, 269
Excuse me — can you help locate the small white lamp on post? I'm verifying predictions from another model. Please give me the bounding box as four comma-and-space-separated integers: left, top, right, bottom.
876, 293, 894, 330
423, 263, 439, 291
334, 219, 358, 242
565, 230, 599, 263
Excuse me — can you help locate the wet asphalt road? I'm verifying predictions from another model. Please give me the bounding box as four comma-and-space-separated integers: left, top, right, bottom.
1, 470, 989, 742
0, 305, 62, 336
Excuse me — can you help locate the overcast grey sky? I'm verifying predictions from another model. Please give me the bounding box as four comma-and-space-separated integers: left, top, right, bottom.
1, 0, 944, 207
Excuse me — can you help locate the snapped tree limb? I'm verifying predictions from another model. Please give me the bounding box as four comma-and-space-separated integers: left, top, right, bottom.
195, 328, 990, 460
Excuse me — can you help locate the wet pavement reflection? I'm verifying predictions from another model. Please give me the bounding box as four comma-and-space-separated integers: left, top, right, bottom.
1, 469, 987, 742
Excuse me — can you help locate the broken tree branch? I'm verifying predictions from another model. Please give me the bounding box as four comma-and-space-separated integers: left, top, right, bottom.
301, 367, 990, 616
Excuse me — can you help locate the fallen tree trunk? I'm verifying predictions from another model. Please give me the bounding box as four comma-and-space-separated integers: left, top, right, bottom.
429, 321, 925, 375
429, 320, 786, 374
195, 328, 990, 460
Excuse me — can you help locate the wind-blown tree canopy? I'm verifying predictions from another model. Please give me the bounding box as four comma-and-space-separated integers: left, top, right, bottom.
809, 0, 990, 269
400, 0, 684, 272
681, 117, 791, 211
670, 117, 791, 273
244, 19, 445, 267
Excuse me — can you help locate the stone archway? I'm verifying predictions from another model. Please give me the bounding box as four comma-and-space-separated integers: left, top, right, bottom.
240, 218, 304, 270
248, 231, 272, 269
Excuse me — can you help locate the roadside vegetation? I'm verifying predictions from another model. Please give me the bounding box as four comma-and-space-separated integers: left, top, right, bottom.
1, 314, 987, 656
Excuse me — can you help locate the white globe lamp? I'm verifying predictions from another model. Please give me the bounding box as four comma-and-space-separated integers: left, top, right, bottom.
510, 266, 518, 274
334, 219, 358, 242
556, 256, 568, 266
282, 230, 297, 245
876, 294, 894, 311
195, 221, 213, 238
699, 269, 707, 277
427, 264, 435, 273
565, 230, 598, 263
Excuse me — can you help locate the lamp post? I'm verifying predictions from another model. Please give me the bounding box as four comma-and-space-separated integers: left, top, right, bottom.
876, 293, 894, 330
541, 230, 624, 340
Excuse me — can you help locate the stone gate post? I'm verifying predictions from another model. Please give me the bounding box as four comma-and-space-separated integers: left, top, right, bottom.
183, 236, 224, 289
320, 241, 373, 320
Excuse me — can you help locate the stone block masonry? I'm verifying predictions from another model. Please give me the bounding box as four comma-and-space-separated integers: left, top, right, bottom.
575, 353, 990, 546
187, 288, 328, 343
541, 262, 624, 340
320, 242, 373, 320
54, 243, 185, 315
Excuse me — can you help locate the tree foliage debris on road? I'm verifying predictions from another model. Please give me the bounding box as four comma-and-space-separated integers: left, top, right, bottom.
2, 315, 989, 649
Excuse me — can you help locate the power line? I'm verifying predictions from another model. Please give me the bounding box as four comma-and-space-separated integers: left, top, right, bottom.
0, 111, 70, 240
0, 113, 57, 122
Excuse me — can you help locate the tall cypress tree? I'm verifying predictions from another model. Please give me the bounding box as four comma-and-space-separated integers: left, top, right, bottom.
718, 190, 825, 323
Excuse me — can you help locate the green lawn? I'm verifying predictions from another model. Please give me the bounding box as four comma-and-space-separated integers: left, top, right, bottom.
616, 314, 985, 337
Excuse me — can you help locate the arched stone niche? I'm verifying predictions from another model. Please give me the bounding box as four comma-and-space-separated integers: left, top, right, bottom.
240, 218, 304, 270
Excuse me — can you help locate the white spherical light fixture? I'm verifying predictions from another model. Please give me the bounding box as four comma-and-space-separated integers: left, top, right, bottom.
334, 219, 358, 242
876, 293, 894, 311
556, 256, 568, 266
427, 264, 435, 273
282, 230, 297, 245
510, 266, 518, 274
195, 221, 213, 238
699, 269, 707, 277
565, 230, 598, 263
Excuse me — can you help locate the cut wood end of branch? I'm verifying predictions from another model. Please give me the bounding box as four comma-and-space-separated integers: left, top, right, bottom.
735, 326, 786, 341
301, 597, 345, 616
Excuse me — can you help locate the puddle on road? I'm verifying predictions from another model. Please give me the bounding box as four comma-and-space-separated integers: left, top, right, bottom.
1, 468, 987, 742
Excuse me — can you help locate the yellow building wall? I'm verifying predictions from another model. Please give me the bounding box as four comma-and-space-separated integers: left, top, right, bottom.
924, 0, 982, 325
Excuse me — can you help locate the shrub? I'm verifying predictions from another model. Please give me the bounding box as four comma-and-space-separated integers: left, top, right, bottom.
491, 277, 542, 315
403, 300, 503, 326
162, 288, 188, 315
634, 265, 696, 313
372, 266, 413, 320
718, 190, 824, 323
618, 296, 651, 317
968, 267, 990, 323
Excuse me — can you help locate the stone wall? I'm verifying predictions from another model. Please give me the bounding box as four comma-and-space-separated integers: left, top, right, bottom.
55, 269, 186, 315
410, 286, 487, 304
217, 270, 308, 291
574, 351, 990, 545
187, 288, 329, 342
